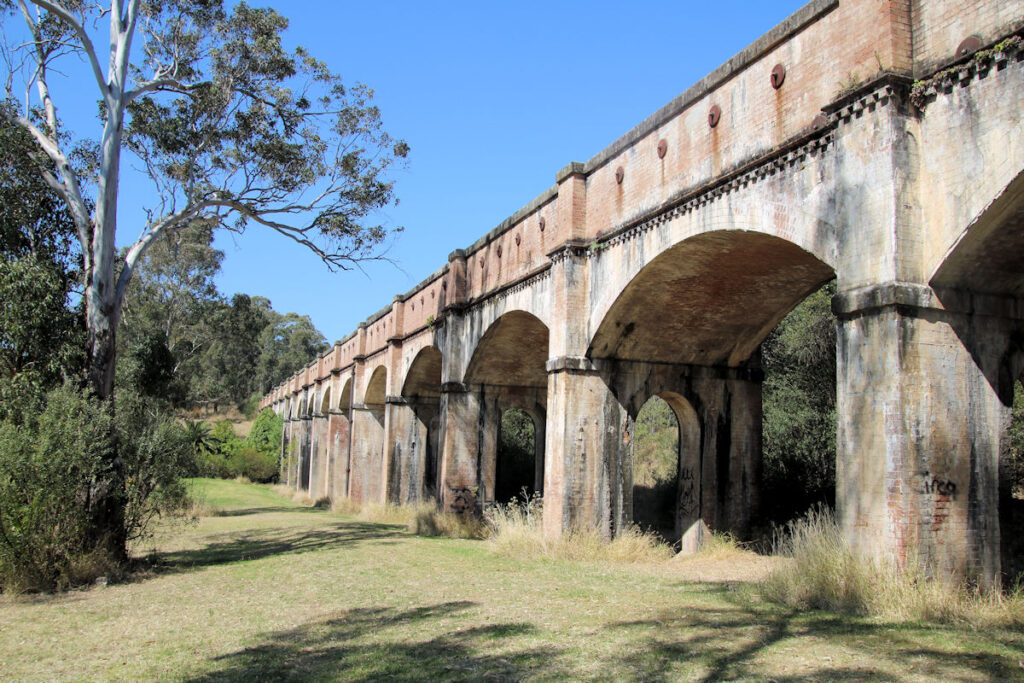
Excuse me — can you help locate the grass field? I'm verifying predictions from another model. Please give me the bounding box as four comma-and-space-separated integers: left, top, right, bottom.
1, 479, 1021, 681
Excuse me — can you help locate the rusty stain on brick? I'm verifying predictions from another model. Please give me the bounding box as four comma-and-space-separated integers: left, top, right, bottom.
657, 139, 668, 158
615, 166, 624, 184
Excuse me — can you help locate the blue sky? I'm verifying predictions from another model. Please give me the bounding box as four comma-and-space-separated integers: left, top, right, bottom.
159, 1, 807, 343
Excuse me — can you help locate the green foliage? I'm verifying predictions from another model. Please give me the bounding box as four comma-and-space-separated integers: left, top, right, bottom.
632, 396, 679, 536
761, 281, 837, 524
246, 409, 283, 456
115, 391, 194, 545
632, 396, 678, 488
495, 409, 536, 504
0, 116, 85, 412
194, 413, 280, 483
0, 256, 84, 399
1009, 380, 1024, 494
0, 384, 191, 592
256, 312, 330, 395
117, 223, 327, 409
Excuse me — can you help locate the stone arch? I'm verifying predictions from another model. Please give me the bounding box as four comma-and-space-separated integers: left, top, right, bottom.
402, 346, 442, 399
394, 346, 443, 500
350, 365, 387, 503
464, 311, 549, 388
330, 376, 355, 502
932, 169, 1024, 303
630, 392, 703, 549
318, 386, 332, 415
364, 366, 387, 407
589, 230, 835, 367
293, 396, 306, 419
457, 311, 549, 507
339, 377, 353, 412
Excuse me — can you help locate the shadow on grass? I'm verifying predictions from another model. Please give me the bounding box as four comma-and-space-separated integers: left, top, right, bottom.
187, 601, 568, 682
206, 506, 307, 517
603, 582, 1024, 681
151, 520, 407, 573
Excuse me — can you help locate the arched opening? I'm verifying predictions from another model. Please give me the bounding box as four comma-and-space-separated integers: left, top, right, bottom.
632, 396, 679, 538
332, 377, 354, 502
465, 311, 549, 387
319, 387, 332, 415
760, 280, 837, 526
590, 231, 835, 366
339, 378, 352, 412
364, 366, 387, 409
630, 393, 701, 544
1007, 377, 1024, 582
464, 311, 549, 507
495, 408, 540, 504
930, 171, 1024, 585
590, 230, 835, 540
401, 346, 443, 500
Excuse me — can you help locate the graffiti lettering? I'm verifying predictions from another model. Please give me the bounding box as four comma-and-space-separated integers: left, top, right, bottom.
449, 486, 476, 515
679, 468, 698, 517
917, 471, 957, 498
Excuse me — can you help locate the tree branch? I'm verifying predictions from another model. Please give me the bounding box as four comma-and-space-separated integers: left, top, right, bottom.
27, 0, 110, 98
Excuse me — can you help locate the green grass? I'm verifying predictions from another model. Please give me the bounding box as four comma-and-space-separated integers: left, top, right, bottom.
1, 479, 1022, 681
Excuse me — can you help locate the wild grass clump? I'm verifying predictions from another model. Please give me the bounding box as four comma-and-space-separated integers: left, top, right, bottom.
761, 505, 1024, 626
339, 501, 420, 526
410, 505, 486, 539
485, 495, 672, 563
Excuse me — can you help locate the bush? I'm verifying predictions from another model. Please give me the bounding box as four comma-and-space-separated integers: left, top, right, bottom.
0, 384, 191, 592
229, 446, 278, 483
245, 409, 282, 457
192, 413, 280, 483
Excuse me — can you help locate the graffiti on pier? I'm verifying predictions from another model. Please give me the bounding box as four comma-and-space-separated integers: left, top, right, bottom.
449, 486, 476, 514
917, 471, 957, 498
679, 467, 698, 517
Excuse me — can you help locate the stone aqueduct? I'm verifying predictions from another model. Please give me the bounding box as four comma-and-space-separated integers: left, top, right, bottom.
262, 0, 1024, 586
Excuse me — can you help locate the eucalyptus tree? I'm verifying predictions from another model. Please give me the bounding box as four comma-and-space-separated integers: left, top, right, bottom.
1, 0, 407, 561
1, 0, 408, 400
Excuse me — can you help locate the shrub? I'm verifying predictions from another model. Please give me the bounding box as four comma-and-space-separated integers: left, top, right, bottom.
229, 446, 278, 483
0, 384, 192, 592
244, 409, 282, 458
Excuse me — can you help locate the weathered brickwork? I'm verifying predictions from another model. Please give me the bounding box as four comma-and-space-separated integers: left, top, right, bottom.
264, 0, 1024, 587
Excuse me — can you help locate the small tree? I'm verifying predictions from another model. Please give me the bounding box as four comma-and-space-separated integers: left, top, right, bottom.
1, 0, 407, 562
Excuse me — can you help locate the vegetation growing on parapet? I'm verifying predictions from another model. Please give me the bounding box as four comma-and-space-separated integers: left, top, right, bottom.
910, 33, 1023, 109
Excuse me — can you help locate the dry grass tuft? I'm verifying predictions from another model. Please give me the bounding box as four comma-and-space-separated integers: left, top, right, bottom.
485, 496, 672, 563
761, 506, 1024, 626
410, 506, 486, 539
356, 502, 420, 526
330, 498, 362, 515
272, 485, 318, 508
